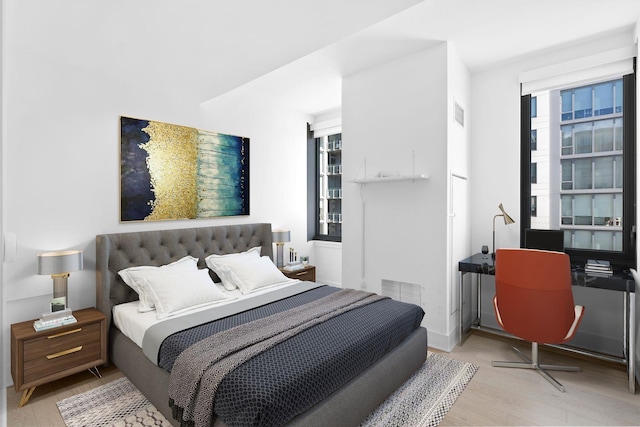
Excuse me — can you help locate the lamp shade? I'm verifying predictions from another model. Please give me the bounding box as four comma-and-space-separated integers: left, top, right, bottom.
272, 230, 291, 244
498, 203, 515, 225
38, 250, 83, 275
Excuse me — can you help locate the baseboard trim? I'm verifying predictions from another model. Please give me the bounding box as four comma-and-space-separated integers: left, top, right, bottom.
427, 329, 457, 352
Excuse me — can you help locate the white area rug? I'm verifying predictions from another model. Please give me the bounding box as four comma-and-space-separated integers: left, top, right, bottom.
360, 352, 479, 427
58, 352, 477, 427
56, 377, 170, 427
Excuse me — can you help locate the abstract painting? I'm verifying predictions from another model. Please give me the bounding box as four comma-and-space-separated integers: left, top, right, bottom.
120, 116, 249, 221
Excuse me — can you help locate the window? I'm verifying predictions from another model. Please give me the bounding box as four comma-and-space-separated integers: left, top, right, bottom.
521, 71, 636, 267
531, 96, 537, 118
307, 122, 342, 242
531, 196, 537, 217
531, 162, 537, 184
531, 129, 537, 150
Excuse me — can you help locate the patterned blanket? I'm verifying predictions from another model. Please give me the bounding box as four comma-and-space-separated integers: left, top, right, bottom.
159, 285, 424, 427
168, 289, 386, 427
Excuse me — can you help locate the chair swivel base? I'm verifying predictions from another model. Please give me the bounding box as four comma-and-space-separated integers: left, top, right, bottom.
491, 342, 580, 392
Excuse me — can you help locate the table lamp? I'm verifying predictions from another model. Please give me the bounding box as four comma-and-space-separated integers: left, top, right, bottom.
492, 203, 515, 259
272, 230, 290, 268
37, 250, 83, 312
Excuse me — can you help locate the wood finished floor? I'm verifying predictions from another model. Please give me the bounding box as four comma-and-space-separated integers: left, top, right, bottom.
5, 332, 640, 426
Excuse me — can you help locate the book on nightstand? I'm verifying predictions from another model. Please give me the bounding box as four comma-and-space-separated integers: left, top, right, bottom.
33, 309, 78, 332
283, 263, 304, 271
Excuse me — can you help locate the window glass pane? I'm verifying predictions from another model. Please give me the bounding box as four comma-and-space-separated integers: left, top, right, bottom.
614, 155, 623, 188
594, 81, 614, 116
531, 196, 537, 217
561, 125, 572, 155
574, 123, 592, 154
561, 195, 573, 217
593, 194, 612, 225
613, 194, 623, 220
594, 119, 614, 152
531, 96, 537, 118
531, 162, 537, 184
614, 118, 623, 150
561, 90, 573, 121
593, 231, 613, 250
573, 230, 592, 248
314, 132, 342, 240
574, 158, 592, 189
561, 160, 572, 190
613, 231, 622, 251
574, 194, 592, 225
574, 87, 592, 119
531, 129, 537, 150
526, 77, 631, 257
594, 156, 613, 189
615, 80, 623, 113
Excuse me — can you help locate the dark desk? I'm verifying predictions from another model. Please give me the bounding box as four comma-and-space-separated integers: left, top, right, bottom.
458, 252, 636, 393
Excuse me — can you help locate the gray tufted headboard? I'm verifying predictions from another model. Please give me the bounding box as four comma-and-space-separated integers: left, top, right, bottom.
96, 223, 273, 331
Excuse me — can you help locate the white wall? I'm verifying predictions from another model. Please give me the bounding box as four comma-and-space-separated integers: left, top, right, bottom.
311, 242, 342, 286
342, 44, 463, 350
446, 44, 471, 350
0, 0, 6, 421
1, 15, 312, 388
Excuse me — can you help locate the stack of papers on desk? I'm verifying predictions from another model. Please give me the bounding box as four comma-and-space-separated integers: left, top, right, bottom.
585, 259, 613, 277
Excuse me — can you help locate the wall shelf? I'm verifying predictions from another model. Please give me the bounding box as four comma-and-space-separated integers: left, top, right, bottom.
351, 174, 429, 184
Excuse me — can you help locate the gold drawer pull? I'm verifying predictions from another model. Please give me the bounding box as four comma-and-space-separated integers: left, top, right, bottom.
46, 346, 83, 359
295, 272, 308, 276
47, 328, 82, 339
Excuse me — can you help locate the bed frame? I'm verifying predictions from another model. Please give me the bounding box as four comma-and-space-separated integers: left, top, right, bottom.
96, 223, 427, 426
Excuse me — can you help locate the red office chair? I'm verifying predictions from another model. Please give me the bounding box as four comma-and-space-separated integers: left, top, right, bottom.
492, 248, 585, 392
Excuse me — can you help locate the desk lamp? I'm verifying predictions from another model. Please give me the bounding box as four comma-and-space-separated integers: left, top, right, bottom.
37, 250, 83, 312
492, 203, 515, 259
272, 230, 290, 268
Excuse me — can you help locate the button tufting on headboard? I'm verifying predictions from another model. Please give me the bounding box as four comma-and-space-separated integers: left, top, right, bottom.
95, 223, 274, 348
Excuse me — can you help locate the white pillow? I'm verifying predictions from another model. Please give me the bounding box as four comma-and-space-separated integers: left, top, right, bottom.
205, 247, 261, 290
118, 256, 199, 312
220, 256, 290, 294
138, 269, 230, 319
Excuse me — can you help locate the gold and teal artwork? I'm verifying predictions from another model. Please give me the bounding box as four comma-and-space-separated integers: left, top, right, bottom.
120, 116, 249, 221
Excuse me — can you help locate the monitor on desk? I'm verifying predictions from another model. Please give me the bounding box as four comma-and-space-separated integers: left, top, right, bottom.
524, 229, 564, 252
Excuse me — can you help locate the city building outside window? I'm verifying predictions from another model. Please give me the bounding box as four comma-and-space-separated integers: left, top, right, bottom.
523, 73, 636, 266
317, 132, 342, 240
307, 120, 342, 242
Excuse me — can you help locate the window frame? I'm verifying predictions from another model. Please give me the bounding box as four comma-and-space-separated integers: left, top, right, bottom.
307, 124, 342, 242
520, 70, 637, 268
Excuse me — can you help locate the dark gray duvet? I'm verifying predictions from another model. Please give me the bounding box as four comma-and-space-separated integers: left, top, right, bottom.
157, 285, 425, 427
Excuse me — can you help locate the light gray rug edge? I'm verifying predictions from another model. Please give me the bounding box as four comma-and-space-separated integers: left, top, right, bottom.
360, 351, 479, 427
57, 352, 478, 427
56, 376, 171, 427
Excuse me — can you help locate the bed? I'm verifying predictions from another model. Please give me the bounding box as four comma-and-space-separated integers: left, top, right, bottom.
96, 223, 427, 427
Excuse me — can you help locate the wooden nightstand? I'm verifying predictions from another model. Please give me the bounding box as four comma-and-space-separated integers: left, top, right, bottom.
280, 265, 316, 282
11, 307, 107, 407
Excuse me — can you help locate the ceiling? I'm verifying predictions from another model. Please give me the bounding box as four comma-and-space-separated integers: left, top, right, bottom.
20, 0, 640, 115
209, 0, 640, 115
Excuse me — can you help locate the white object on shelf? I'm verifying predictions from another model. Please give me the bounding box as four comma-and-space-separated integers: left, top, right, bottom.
283, 262, 304, 271
351, 174, 429, 184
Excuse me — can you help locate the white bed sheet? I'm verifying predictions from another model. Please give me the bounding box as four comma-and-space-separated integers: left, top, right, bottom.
113, 279, 301, 347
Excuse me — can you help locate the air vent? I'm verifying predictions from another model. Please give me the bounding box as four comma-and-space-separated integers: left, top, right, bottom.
381, 279, 421, 306
454, 102, 464, 127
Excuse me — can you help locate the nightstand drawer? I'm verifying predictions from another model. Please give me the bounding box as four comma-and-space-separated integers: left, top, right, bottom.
23, 323, 102, 384
280, 265, 316, 282
289, 269, 314, 281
